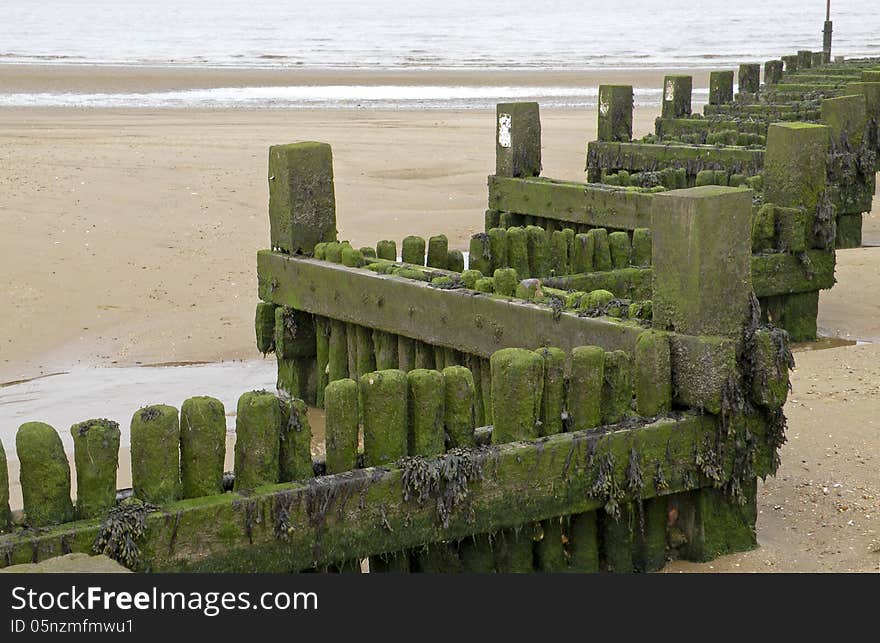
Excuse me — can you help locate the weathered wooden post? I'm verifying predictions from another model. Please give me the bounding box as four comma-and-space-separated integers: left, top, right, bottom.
738, 64, 761, 94
16, 423, 73, 526
180, 397, 226, 498
70, 419, 120, 519
823, 1, 833, 63
360, 369, 408, 467
324, 379, 359, 474
131, 405, 181, 504
821, 93, 869, 248
233, 392, 282, 491
279, 398, 313, 483
652, 186, 758, 562
797, 50, 813, 70
495, 102, 541, 178
268, 141, 337, 255
764, 60, 783, 85
661, 75, 692, 119
597, 85, 633, 142
709, 71, 734, 105
652, 186, 753, 337
782, 54, 799, 73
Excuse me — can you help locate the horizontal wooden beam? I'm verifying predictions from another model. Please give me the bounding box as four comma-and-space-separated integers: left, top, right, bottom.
487, 175, 653, 230
0, 413, 775, 572
586, 141, 765, 176
258, 251, 646, 356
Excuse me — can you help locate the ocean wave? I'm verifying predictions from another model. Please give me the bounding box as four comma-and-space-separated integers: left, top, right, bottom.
0, 85, 710, 110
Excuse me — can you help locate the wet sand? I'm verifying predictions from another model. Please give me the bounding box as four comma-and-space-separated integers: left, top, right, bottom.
0, 67, 878, 573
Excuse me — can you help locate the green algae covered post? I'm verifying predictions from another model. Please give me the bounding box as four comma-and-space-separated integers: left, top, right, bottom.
397, 336, 416, 372
738, 63, 760, 94
566, 511, 599, 572
279, 398, 313, 483
635, 497, 669, 572
588, 228, 612, 272
490, 348, 544, 444
401, 235, 426, 265
468, 234, 491, 275
661, 75, 692, 119
376, 239, 397, 261
675, 481, 758, 562
407, 369, 445, 456
572, 232, 595, 273
130, 406, 180, 505
535, 347, 565, 436
764, 60, 784, 85
254, 301, 277, 355
328, 319, 348, 382
631, 228, 652, 267
324, 379, 359, 474
634, 331, 672, 417
373, 330, 399, 371
601, 504, 634, 572
652, 186, 752, 337
446, 249, 465, 273
233, 392, 283, 491
781, 54, 798, 73
426, 234, 449, 269
763, 123, 831, 249
709, 71, 734, 105
355, 325, 376, 378
535, 516, 566, 572
70, 419, 120, 519
797, 50, 813, 70
0, 439, 9, 530
16, 423, 73, 526
608, 231, 631, 269
180, 397, 226, 499
496, 102, 541, 178
506, 226, 530, 278
268, 141, 336, 254
568, 345, 605, 430
493, 268, 517, 297
315, 316, 331, 406
360, 369, 408, 467
601, 350, 633, 425
487, 227, 508, 272
442, 366, 476, 448
597, 85, 634, 142
526, 225, 551, 276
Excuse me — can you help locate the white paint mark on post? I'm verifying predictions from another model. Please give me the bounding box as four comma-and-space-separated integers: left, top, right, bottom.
498, 113, 512, 148
664, 80, 675, 102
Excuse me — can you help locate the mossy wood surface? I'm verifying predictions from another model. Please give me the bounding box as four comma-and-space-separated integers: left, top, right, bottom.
488, 176, 653, 231
0, 413, 775, 572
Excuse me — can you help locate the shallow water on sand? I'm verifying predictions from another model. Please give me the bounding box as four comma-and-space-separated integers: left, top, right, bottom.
0, 360, 320, 459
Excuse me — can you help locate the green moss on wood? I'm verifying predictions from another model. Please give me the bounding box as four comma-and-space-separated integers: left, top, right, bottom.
131, 406, 181, 505
361, 370, 408, 467
70, 419, 120, 520
180, 397, 225, 499
490, 348, 544, 444
233, 392, 281, 492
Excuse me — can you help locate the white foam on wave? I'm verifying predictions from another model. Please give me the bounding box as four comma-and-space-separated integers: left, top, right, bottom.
0, 85, 708, 109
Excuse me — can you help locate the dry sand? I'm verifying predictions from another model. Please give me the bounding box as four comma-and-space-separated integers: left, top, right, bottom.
0, 67, 877, 572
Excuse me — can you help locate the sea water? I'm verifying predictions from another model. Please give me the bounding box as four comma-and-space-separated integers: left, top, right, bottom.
0, 0, 877, 109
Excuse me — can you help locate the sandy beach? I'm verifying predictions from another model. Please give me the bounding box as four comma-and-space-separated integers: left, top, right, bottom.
0, 65, 877, 573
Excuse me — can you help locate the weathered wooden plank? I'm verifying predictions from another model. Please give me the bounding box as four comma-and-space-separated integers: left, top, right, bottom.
257, 251, 646, 355
487, 175, 654, 230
